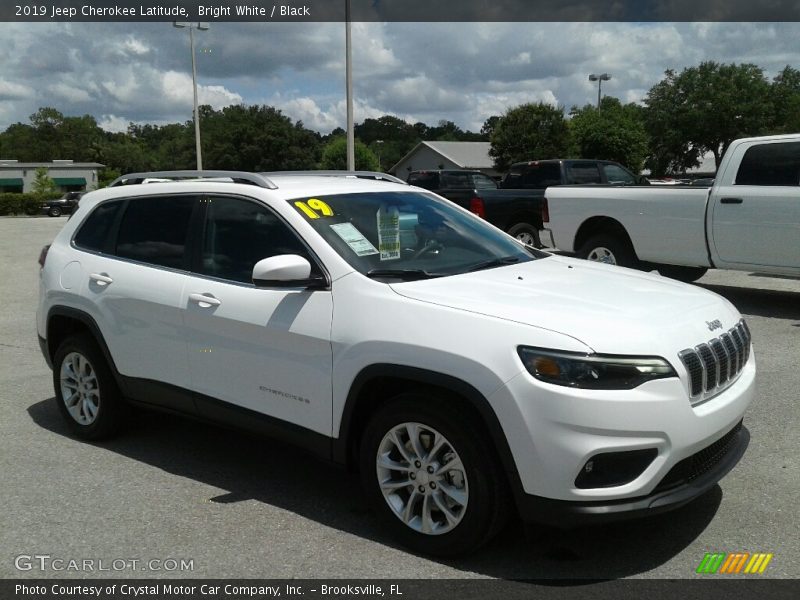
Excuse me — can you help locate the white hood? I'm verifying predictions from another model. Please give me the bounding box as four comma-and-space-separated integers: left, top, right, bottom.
390, 256, 741, 356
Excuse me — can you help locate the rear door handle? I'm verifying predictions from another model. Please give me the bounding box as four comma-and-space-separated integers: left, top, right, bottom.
188, 293, 222, 308
720, 197, 743, 204
89, 273, 113, 286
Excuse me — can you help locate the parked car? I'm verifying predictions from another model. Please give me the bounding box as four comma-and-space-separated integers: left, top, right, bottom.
407, 169, 544, 246
543, 134, 800, 281
41, 191, 84, 217
37, 169, 753, 556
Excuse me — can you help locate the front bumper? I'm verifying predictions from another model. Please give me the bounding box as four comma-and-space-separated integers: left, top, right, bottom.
516, 420, 749, 525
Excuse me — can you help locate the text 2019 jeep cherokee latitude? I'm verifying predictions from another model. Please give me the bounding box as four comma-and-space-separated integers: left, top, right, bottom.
37, 171, 754, 556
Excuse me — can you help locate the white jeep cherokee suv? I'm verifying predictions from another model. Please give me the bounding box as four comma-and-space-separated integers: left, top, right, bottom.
37, 170, 754, 556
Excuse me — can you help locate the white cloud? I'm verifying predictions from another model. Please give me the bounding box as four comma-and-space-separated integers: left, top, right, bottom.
1, 21, 800, 136
123, 37, 150, 56
98, 114, 130, 133
0, 78, 35, 100
47, 82, 92, 103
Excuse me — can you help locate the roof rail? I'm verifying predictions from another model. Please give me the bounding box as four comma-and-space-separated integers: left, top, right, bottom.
262, 170, 407, 185
108, 170, 278, 190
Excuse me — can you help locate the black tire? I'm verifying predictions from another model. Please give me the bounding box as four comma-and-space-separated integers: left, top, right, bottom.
359, 392, 510, 556
507, 222, 541, 248
578, 233, 639, 269
656, 265, 708, 283
52, 333, 128, 440
48, 206, 62, 217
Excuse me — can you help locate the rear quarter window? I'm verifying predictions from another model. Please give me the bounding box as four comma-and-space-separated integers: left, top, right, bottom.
73, 201, 124, 252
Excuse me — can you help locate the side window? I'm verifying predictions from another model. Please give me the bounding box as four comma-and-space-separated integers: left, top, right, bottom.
735, 142, 800, 186
472, 174, 497, 190
115, 196, 195, 269
566, 162, 602, 184
407, 172, 438, 190
200, 196, 311, 284
602, 164, 636, 185
440, 172, 471, 189
74, 201, 124, 252
521, 164, 561, 187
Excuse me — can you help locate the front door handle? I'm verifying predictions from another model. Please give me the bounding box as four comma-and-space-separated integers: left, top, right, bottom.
188, 293, 222, 308
89, 273, 113, 286
720, 197, 743, 204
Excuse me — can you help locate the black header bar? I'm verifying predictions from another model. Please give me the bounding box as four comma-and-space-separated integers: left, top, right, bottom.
3, 1, 800, 22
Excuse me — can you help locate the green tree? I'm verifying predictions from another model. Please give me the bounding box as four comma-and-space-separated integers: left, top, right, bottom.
200, 104, 320, 171
569, 97, 649, 172
489, 102, 571, 171
32, 167, 57, 195
644, 62, 772, 174
319, 137, 380, 171
480, 116, 501, 138
769, 66, 800, 134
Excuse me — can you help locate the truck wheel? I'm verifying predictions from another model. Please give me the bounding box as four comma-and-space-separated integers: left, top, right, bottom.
579, 234, 639, 269
48, 206, 62, 217
507, 222, 541, 248
53, 333, 128, 440
359, 392, 509, 556
656, 265, 708, 283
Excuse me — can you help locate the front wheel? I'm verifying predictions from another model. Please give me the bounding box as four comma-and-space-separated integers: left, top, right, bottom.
359, 393, 509, 556
48, 206, 62, 217
578, 233, 639, 269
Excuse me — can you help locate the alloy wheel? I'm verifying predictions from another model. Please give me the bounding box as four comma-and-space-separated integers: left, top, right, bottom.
376, 422, 468, 535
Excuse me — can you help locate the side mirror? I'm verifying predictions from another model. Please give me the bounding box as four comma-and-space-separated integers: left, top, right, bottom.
252, 255, 325, 289
637, 175, 651, 185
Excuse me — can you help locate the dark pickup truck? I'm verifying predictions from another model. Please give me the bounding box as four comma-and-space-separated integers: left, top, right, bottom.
407, 160, 643, 247
407, 169, 544, 246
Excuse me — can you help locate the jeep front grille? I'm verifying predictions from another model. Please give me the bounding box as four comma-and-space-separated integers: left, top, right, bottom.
678, 320, 751, 404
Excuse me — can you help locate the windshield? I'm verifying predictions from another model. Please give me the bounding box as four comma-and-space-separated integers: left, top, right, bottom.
288, 191, 544, 280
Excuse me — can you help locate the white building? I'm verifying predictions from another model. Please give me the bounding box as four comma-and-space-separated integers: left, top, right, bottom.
390, 141, 498, 179
0, 160, 104, 193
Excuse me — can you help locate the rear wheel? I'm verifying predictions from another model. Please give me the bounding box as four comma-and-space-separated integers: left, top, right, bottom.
48, 206, 62, 217
507, 222, 541, 248
578, 233, 639, 269
359, 392, 509, 556
53, 334, 127, 440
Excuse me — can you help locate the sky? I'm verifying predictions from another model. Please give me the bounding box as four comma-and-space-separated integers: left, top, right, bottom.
1, 21, 799, 135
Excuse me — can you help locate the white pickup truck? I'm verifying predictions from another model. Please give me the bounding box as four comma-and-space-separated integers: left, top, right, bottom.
543, 134, 800, 282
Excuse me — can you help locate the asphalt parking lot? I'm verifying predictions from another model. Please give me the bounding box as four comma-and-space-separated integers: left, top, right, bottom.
1, 216, 798, 581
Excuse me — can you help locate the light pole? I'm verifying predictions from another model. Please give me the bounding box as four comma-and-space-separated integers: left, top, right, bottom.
375, 140, 384, 170
345, 0, 354, 171
174, 21, 209, 170
588, 73, 611, 110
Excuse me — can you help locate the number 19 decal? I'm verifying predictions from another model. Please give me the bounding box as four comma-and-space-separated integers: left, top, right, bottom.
295, 198, 334, 219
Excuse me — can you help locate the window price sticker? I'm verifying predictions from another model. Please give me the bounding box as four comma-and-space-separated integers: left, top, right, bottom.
376, 205, 401, 261
330, 223, 379, 257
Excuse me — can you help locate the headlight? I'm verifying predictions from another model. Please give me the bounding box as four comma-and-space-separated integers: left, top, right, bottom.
517, 346, 676, 390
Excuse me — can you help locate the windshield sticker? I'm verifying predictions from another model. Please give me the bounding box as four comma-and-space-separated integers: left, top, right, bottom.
330, 223, 379, 257
294, 198, 334, 219
376, 205, 401, 261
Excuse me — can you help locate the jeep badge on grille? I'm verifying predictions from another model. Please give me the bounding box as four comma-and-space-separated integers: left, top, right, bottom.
706, 319, 723, 331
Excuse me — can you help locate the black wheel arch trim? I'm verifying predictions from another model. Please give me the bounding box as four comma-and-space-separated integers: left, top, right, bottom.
44, 306, 126, 391
334, 364, 527, 502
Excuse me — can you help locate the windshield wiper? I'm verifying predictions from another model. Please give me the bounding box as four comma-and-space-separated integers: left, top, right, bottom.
466, 256, 521, 272
366, 268, 446, 280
